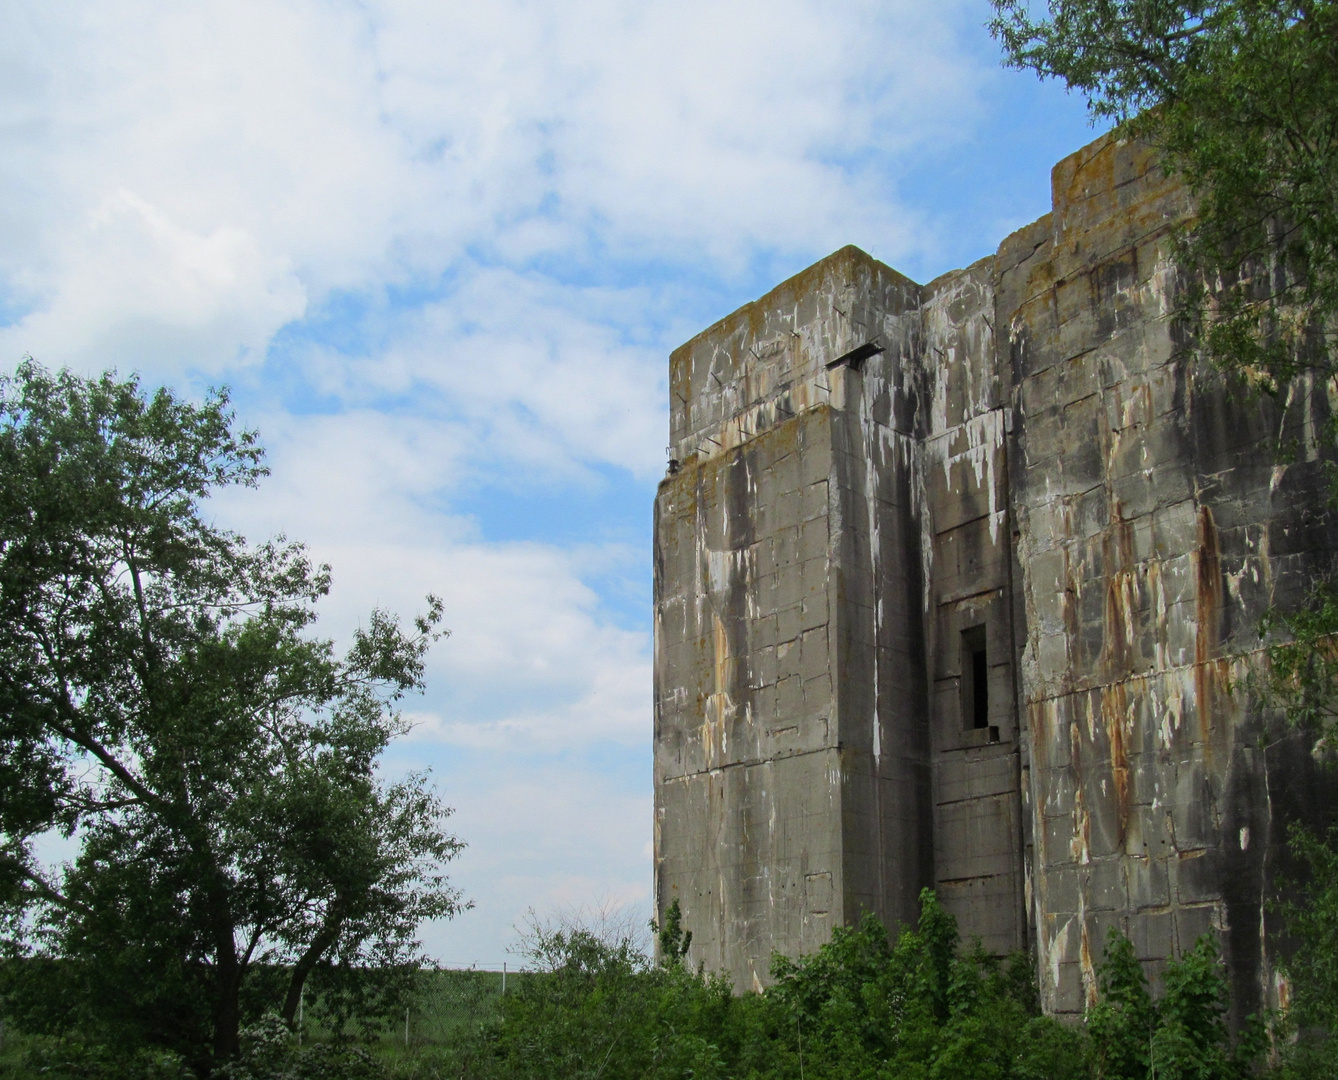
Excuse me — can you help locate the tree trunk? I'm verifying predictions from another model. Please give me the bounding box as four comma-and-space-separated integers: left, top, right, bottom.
211, 928, 243, 1063
203, 860, 243, 1064
281, 915, 341, 1025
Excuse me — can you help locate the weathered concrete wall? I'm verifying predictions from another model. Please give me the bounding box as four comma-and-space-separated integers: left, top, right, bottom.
654, 131, 1338, 1011
1002, 135, 1338, 1023
921, 260, 1028, 957
653, 249, 933, 990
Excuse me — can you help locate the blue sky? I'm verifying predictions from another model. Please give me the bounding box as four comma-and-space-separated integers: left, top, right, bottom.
2, 0, 1103, 966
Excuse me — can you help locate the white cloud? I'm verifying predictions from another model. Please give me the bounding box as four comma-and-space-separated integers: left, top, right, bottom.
1, 1, 409, 369
291, 267, 670, 480
1, 0, 987, 378
1, 0, 1016, 964
5, 189, 306, 370
215, 411, 651, 748
410, 754, 652, 965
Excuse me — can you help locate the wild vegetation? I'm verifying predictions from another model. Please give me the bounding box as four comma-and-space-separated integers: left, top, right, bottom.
12, 885, 1337, 1079
990, 0, 1337, 389
0, 362, 464, 1074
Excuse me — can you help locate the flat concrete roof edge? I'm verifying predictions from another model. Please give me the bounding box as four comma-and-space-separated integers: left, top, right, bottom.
669, 244, 918, 362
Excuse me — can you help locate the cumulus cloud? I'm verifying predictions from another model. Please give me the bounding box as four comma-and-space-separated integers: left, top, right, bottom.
215, 409, 651, 747
290, 268, 669, 480
0, 0, 1038, 963
5, 190, 307, 371
1, 0, 987, 373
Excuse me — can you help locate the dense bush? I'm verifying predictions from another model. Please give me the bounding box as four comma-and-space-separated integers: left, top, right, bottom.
440, 890, 1276, 1080
0, 890, 1299, 1078
443, 892, 1069, 1079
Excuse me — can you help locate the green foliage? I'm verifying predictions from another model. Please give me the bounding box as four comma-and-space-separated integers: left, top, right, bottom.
754, 891, 1084, 1080
0, 362, 463, 1068
0, 900, 1279, 1080
1257, 584, 1338, 751
9, 1038, 194, 1080
989, 0, 1338, 388
654, 898, 693, 967
431, 896, 1268, 1080
213, 1014, 385, 1080
445, 890, 1085, 1080
1270, 823, 1338, 1077
300, 962, 421, 1043
471, 919, 737, 1080
1280, 824, 1338, 1032
1087, 928, 1265, 1080
1251, 588, 1338, 1070
1086, 932, 1155, 1080
1150, 936, 1243, 1080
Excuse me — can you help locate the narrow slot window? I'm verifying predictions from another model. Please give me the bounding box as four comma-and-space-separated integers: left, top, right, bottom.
962, 626, 989, 730
972, 647, 989, 729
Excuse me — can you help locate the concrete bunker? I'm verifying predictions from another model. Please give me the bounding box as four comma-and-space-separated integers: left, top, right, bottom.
653, 131, 1338, 1022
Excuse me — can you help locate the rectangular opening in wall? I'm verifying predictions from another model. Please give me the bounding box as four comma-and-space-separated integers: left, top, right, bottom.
961, 625, 989, 730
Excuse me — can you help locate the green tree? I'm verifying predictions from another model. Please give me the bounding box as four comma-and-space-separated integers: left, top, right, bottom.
0, 362, 464, 1070
1087, 929, 1266, 1080
989, 0, 1338, 387
653, 898, 693, 967
1086, 932, 1155, 1080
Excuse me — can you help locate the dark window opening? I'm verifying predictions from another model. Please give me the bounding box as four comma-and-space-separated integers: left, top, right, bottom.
962, 626, 989, 730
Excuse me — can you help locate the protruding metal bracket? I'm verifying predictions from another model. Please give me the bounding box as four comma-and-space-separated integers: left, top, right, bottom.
826, 340, 884, 370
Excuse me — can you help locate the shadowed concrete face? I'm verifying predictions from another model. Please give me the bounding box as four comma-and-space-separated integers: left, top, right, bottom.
654, 132, 1338, 1016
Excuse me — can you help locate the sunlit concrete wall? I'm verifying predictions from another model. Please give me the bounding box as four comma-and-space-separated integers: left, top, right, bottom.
653, 248, 932, 991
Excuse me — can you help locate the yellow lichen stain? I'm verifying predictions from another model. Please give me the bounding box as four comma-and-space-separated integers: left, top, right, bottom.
699, 612, 733, 767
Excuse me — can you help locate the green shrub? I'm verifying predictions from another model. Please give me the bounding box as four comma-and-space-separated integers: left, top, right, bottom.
12, 1036, 193, 1080
1, 892, 1296, 1079
444, 890, 1085, 1080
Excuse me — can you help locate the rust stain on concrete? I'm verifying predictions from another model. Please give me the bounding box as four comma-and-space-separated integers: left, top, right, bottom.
1194, 506, 1225, 756
1079, 917, 1098, 1008
1101, 681, 1132, 849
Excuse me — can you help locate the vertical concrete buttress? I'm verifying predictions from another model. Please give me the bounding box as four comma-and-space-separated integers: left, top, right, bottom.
653, 248, 933, 991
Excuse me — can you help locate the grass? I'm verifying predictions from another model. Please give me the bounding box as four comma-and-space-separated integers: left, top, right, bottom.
375, 969, 515, 1048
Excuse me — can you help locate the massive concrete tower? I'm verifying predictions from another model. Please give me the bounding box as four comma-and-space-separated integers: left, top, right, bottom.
653, 132, 1338, 1021
654, 253, 943, 993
